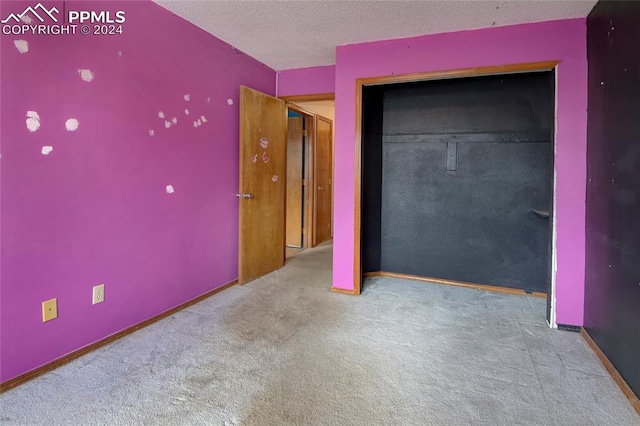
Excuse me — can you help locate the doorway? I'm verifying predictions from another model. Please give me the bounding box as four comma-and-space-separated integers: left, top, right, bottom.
237, 88, 335, 283
358, 66, 556, 320
284, 99, 335, 258
285, 110, 307, 250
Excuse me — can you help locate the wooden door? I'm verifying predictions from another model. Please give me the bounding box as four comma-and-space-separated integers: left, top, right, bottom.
238, 86, 287, 284
314, 116, 333, 245
286, 116, 304, 247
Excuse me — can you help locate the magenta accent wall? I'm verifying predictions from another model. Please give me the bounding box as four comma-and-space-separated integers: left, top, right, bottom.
0, 0, 275, 382
277, 65, 335, 97
333, 19, 588, 326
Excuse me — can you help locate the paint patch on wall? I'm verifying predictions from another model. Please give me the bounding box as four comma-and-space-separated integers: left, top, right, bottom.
193, 121, 199, 128
200, 115, 207, 123
206, 96, 211, 103
172, 117, 178, 125
20, 14, 33, 24
197, 119, 202, 126
184, 109, 189, 116
271, 175, 279, 182
164, 120, 171, 129
260, 137, 269, 149
158, 111, 165, 119
262, 152, 269, 163
184, 94, 190, 102
250, 154, 258, 163
14, 40, 28, 54
166, 185, 175, 194
77, 69, 94, 82
149, 130, 155, 137
26, 111, 41, 132
65, 118, 79, 131
41, 146, 53, 155
227, 98, 233, 106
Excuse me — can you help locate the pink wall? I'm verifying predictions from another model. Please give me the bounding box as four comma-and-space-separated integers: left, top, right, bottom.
333, 19, 588, 326
0, 0, 275, 382
277, 65, 335, 97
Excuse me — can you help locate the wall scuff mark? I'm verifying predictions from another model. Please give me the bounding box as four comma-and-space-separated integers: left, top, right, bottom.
65, 118, 79, 131
77, 69, 94, 82
227, 98, 233, 105
26, 111, 40, 132
166, 185, 175, 194
41, 146, 53, 155
14, 40, 28, 54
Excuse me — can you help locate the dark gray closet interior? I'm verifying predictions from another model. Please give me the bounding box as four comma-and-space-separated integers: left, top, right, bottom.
361, 72, 555, 293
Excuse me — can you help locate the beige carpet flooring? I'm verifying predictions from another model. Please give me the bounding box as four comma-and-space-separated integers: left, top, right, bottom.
1, 243, 638, 425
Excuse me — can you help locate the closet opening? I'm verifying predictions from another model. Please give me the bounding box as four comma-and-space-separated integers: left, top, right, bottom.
359, 68, 556, 320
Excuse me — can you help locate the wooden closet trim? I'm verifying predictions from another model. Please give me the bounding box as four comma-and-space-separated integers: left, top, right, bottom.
280, 93, 335, 102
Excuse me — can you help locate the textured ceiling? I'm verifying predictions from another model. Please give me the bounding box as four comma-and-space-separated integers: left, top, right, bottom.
153, 0, 596, 71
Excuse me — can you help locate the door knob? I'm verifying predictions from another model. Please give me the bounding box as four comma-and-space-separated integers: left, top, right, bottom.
236, 193, 254, 199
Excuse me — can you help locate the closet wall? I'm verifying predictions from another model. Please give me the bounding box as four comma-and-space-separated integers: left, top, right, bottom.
362, 72, 554, 293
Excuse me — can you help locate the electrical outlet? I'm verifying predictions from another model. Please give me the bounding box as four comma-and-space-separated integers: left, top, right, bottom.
92, 284, 105, 305
42, 298, 58, 322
